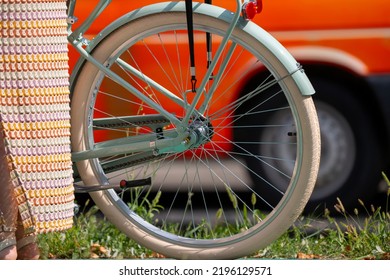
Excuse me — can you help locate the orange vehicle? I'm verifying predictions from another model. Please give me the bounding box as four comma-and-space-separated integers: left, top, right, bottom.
69, 0, 390, 211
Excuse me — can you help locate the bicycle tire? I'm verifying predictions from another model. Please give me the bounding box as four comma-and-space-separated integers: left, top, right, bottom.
70, 2, 320, 259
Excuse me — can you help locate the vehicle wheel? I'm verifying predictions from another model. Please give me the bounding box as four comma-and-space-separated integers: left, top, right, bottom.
310, 77, 382, 211
241, 75, 381, 212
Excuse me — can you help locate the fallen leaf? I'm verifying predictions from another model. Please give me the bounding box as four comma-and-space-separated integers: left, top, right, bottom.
296, 252, 321, 259
149, 252, 166, 258
90, 252, 100, 259
90, 243, 108, 257
380, 252, 390, 260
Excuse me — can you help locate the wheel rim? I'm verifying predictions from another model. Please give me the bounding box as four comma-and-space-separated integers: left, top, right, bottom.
72, 12, 317, 252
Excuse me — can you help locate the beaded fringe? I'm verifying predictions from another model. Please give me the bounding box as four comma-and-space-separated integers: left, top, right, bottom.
0, 0, 74, 234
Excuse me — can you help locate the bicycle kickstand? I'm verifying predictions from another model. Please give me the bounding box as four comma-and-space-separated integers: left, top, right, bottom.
73, 177, 152, 193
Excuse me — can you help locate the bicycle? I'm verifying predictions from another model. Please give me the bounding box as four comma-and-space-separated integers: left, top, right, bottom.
68, 0, 321, 259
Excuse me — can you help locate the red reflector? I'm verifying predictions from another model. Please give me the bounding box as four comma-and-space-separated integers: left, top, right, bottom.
242, 0, 263, 20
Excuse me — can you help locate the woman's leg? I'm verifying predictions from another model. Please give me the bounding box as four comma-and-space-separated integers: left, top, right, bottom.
15, 220, 40, 260
0, 136, 40, 260
0, 137, 18, 260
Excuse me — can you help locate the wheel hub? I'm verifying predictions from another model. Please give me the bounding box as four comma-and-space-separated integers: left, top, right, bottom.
188, 118, 214, 148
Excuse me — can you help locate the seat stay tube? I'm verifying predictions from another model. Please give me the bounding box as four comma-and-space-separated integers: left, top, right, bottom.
68, 0, 243, 129
68, 0, 247, 163
68, 0, 185, 129
199, 42, 237, 114
182, 0, 243, 124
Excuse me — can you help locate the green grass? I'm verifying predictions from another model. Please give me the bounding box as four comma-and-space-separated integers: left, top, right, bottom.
38, 182, 390, 260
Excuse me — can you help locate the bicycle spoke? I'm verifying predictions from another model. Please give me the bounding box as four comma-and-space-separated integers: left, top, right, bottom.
71, 5, 319, 259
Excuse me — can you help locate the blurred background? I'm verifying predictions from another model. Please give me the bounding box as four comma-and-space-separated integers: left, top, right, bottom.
69, 0, 390, 213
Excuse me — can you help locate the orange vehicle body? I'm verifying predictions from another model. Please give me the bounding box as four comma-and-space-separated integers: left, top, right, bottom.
69, 0, 390, 209
69, 0, 390, 73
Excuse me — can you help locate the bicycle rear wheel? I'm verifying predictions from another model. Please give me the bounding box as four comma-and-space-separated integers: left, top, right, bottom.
70, 3, 320, 259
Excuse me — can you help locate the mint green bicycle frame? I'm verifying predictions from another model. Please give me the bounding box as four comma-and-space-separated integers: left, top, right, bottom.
68, 0, 243, 162
67, 0, 314, 164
